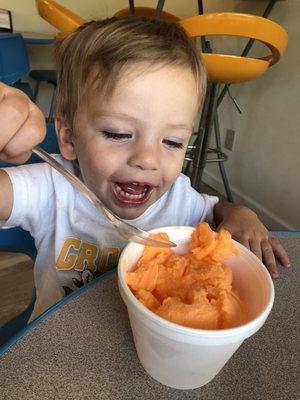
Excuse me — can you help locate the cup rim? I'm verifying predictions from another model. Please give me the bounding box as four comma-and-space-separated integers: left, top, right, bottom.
118, 226, 275, 338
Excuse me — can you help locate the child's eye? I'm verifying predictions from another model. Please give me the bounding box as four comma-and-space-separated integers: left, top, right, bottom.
102, 131, 132, 140
163, 139, 184, 149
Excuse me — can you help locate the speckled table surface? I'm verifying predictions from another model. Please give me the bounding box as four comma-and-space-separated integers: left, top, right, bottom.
0, 235, 299, 400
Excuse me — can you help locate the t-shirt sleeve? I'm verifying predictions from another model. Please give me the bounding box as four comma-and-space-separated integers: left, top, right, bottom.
188, 190, 219, 226
0, 163, 54, 237
174, 175, 219, 227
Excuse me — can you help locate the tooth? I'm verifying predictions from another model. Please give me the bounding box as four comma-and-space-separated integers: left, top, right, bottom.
115, 183, 148, 201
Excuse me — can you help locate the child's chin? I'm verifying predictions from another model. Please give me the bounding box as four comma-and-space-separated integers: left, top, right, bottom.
114, 203, 148, 220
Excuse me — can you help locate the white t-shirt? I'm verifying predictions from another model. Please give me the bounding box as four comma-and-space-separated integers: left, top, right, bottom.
1, 156, 218, 321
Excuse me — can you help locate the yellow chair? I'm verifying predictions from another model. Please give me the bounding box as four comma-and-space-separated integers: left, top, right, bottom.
180, 13, 287, 83
35, 2, 288, 201
113, 6, 179, 23
179, 13, 288, 199
36, 2, 179, 38
36, 0, 85, 39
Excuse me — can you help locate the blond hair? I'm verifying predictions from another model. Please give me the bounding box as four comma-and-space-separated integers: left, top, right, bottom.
55, 16, 206, 129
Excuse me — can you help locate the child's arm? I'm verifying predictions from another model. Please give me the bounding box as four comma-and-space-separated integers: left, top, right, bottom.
0, 83, 46, 221
213, 202, 291, 278
0, 169, 13, 220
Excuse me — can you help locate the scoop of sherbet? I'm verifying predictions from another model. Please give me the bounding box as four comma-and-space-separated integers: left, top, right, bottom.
220, 290, 247, 328
190, 222, 216, 260
136, 289, 161, 311
190, 222, 239, 263
126, 222, 247, 329
126, 261, 159, 292
156, 292, 219, 330
137, 232, 172, 263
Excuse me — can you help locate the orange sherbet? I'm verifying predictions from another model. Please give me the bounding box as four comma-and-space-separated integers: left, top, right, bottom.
126, 222, 247, 330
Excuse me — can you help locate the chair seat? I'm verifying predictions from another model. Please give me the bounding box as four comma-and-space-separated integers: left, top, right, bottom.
180, 12, 288, 84
203, 54, 269, 84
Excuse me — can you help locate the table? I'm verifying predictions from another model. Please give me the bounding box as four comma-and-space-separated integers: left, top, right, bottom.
0, 234, 299, 400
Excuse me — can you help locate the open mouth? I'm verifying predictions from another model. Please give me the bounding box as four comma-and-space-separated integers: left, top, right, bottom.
113, 182, 154, 207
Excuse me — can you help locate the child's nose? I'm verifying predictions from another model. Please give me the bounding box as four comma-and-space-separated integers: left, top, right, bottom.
128, 141, 159, 171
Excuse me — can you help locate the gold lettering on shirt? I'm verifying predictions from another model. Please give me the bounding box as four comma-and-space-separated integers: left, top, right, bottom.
76, 242, 98, 272
99, 247, 120, 272
56, 238, 81, 270
56, 237, 120, 272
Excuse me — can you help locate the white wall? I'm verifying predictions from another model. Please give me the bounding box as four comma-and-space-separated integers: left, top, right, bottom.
200, 0, 300, 230
1, 0, 299, 229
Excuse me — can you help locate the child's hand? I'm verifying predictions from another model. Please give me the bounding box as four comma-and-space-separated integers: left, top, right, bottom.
214, 203, 291, 278
0, 82, 46, 164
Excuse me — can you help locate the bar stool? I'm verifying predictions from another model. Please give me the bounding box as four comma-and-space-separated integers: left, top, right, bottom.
179, 13, 288, 201
29, 69, 57, 121
35, 2, 288, 201
36, 0, 86, 40
35, 1, 179, 121
36, 1, 179, 35
35, 0, 86, 117
113, 6, 179, 22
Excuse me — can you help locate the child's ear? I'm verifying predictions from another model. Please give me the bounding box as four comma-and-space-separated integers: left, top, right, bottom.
55, 118, 77, 160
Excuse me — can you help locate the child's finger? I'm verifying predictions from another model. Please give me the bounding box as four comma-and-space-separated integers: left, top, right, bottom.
0, 91, 45, 164
2, 105, 46, 161
0, 150, 32, 165
269, 236, 291, 268
261, 239, 279, 278
0, 92, 29, 151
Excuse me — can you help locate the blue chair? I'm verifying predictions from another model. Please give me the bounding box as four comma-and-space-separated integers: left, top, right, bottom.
29, 69, 57, 121
0, 32, 33, 98
0, 228, 37, 347
0, 123, 59, 348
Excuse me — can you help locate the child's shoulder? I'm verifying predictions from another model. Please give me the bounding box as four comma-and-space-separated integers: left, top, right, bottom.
174, 173, 192, 186
2, 154, 76, 193
167, 173, 195, 201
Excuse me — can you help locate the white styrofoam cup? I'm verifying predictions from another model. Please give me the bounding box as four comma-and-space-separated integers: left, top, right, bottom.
118, 226, 274, 389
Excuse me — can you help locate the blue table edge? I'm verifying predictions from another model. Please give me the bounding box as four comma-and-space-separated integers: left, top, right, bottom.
1, 230, 299, 356
0, 268, 117, 356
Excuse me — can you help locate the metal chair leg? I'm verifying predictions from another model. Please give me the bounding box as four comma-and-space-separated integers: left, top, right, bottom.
213, 112, 234, 202
191, 82, 218, 191
32, 80, 41, 103
47, 87, 56, 123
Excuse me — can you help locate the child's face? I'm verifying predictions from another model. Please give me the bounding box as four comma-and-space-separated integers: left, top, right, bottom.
58, 64, 200, 220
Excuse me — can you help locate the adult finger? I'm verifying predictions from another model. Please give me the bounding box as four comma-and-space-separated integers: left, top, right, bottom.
270, 236, 291, 268
261, 239, 278, 278
249, 238, 263, 261
234, 236, 250, 250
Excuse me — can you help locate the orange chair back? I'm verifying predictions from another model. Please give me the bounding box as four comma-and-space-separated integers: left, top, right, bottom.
114, 7, 179, 23
37, 2, 179, 39
36, 2, 287, 84
36, 0, 86, 39
180, 13, 288, 83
